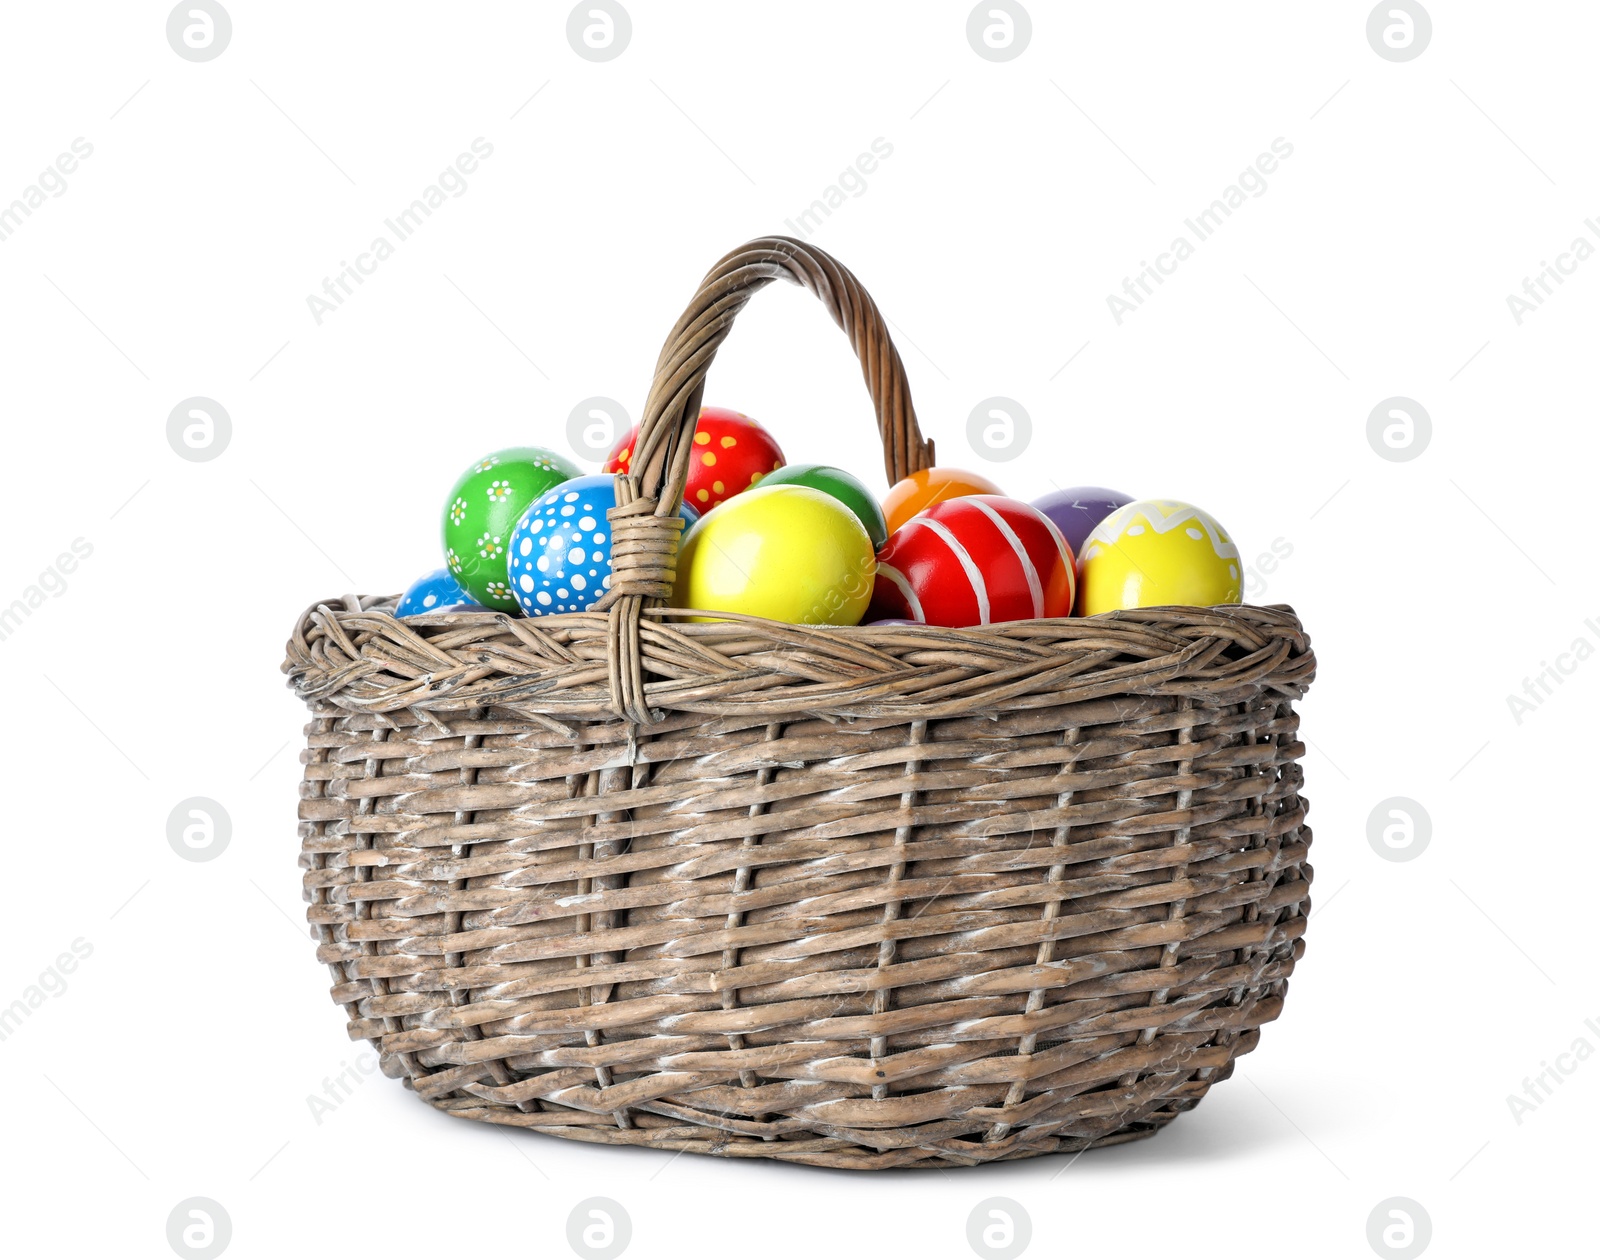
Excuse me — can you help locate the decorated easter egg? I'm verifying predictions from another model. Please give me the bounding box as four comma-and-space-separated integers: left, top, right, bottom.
882, 466, 1005, 537
673, 484, 875, 625
442, 446, 580, 611
605, 406, 785, 512
1076, 499, 1241, 615
755, 463, 888, 549
869, 495, 1074, 628
508, 474, 620, 616
1030, 486, 1134, 558
396, 568, 481, 617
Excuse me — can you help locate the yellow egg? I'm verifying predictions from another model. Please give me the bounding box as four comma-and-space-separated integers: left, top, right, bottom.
1076, 499, 1242, 615
673, 484, 876, 625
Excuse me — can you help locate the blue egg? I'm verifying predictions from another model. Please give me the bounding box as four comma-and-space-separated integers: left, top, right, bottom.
509, 474, 621, 616
396, 568, 481, 617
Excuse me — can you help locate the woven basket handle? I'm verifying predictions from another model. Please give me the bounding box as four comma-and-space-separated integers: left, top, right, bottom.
593, 236, 933, 723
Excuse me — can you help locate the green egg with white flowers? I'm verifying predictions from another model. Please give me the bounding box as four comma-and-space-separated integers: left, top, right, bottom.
441, 446, 581, 610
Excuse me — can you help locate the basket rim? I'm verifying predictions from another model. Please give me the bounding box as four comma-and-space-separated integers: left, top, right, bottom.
282, 596, 1314, 727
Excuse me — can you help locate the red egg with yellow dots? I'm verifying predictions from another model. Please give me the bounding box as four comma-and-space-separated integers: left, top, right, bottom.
868, 495, 1076, 628
604, 406, 786, 512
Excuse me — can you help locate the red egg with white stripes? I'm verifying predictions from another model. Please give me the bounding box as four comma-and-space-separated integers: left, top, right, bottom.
867, 495, 1076, 627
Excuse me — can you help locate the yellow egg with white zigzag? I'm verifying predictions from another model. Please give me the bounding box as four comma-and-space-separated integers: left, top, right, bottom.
1076, 499, 1242, 615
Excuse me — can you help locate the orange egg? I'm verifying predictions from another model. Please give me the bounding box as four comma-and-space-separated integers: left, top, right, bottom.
882, 467, 1005, 536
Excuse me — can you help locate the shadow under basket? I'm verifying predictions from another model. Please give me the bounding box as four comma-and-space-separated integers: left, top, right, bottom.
282, 237, 1318, 1170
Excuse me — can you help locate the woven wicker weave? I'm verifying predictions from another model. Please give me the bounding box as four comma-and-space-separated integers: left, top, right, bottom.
284, 237, 1317, 1170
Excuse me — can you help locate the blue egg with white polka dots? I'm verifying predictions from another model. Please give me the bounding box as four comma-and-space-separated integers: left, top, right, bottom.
509, 475, 620, 616
396, 567, 482, 617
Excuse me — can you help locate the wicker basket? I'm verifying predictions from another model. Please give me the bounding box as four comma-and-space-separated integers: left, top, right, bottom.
284, 236, 1317, 1170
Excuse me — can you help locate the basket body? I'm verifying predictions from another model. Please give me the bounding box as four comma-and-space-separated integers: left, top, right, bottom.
290, 601, 1314, 1169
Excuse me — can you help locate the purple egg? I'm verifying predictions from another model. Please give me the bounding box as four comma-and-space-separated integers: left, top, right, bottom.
1031, 487, 1135, 558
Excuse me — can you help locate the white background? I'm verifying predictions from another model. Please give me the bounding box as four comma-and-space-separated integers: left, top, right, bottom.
2, 2, 1594, 1257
